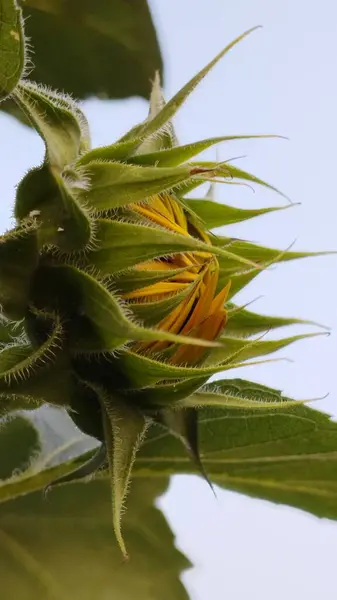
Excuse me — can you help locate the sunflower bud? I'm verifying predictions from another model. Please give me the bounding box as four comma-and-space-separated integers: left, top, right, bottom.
0, 29, 328, 556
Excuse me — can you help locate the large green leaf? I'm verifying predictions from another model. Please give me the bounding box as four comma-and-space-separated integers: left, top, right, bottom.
5, 0, 162, 103
0, 416, 41, 480
0, 413, 189, 598
138, 381, 337, 520
0, 0, 24, 101
0, 478, 189, 600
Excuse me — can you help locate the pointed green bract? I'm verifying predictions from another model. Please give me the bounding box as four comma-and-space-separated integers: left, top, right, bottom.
177, 378, 316, 410
226, 304, 325, 337
86, 217, 258, 274
14, 83, 87, 168
15, 165, 92, 251
80, 160, 231, 211
129, 135, 281, 167
119, 27, 260, 149
0, 0, 24, 101
183, 160, 288, 198
205, 333, 325, 367
185, 197, 293, 229
102, 395, 149, 558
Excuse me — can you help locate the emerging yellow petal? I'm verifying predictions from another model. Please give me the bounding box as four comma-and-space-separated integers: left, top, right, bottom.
125, 193, 231, 364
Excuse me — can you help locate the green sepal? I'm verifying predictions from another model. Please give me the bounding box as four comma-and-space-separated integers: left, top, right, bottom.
180, 160, 288, 199
14, 82, 89, 168
128, 376, 209, 408
216, 239, 329, 298
176, 378, 312, 410
215, 237, 329, 268
226, 304, 326, 337
31, 265, 226, 353
15, 164, 92, 251
85, 217, 258, 274
133, 71, 178, 154
101, 393, 149, 558
0, 0, 24, 101
77, 139, 140, 166
130, 134, 281, 167
118, 28, 260, 149
79, 161, 206, 211
184, 197, 294, 229
113, 349, 250, 389
115, 331, 320, 390
205, 332, 325, 367
0, 222, 38, 320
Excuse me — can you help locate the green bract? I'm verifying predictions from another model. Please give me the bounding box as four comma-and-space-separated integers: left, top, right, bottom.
0, 27, 330, 556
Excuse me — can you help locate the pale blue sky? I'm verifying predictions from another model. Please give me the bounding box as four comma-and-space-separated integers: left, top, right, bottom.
1, 0, 337, 598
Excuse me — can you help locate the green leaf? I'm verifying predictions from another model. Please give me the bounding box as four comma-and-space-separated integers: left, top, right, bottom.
137, 387, 337, 522
0, 0, 24, 101
184, 197, 293, 229
19, 0, 163, 102
226, 304, 324, 337
14, 82, 87, 168
102, 396, 149, 558
0, 477, 189, 600
0, 416, 41, 480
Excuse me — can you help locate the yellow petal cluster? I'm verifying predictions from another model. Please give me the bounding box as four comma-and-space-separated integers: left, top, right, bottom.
124, 193, 230, 363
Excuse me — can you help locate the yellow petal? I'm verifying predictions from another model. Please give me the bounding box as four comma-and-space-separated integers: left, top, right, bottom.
170, 311, 227, 365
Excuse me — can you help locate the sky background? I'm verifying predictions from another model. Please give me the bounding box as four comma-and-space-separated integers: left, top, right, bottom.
1, 0, 337, 598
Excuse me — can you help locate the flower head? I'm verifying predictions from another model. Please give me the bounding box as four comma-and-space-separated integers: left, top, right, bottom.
0, 28, 324, 557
